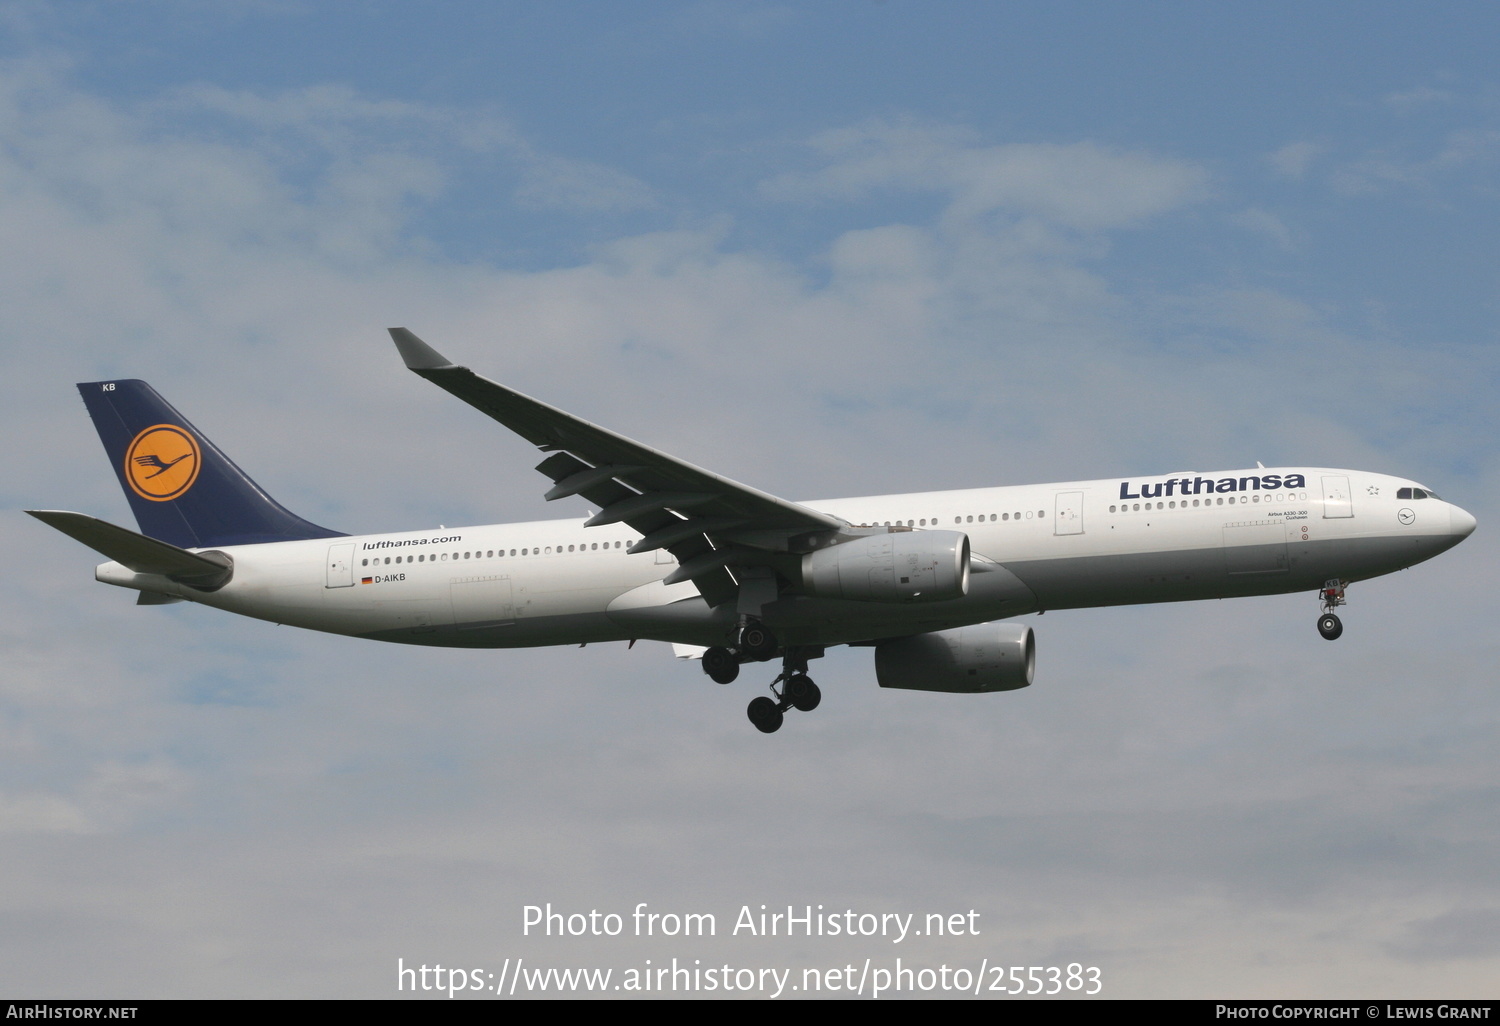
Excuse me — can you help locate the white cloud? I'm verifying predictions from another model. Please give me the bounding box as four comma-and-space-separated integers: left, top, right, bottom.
163, 80, 657, 218
1267, 140, 1324, 179
763, 120, 1210, 232
1329, 129, 1500, 197
512, 150, 658, 212
1227, 207, 1297, 250
667, 0, 801, 39
1386, 85, 1458, 115
0, 791, 90, 835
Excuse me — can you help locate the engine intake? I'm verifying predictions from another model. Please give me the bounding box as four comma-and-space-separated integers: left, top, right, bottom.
801, 530, 970, 603
875, 623, 1035, 693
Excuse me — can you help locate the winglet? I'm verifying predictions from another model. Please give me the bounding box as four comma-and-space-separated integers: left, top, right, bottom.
389, 327, 457, 371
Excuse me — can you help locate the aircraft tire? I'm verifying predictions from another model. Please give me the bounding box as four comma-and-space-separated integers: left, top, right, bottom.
739, 623, 778, 662
785, 674, 821, 712
747, 696, 783, 733
702, 646, 739, 684
1317, 613, 1343, 640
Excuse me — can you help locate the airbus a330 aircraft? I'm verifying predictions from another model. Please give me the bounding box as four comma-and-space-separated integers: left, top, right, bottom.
30, 329, 1477, 733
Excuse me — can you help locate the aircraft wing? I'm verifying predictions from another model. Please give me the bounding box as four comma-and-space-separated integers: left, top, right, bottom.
390, 328, 844, 607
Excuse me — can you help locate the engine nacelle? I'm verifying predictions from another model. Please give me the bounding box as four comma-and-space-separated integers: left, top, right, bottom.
875, 623, 1035, 693
801, 531, 970, 603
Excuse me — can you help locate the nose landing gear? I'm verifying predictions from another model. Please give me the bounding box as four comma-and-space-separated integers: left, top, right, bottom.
1317, 580, 1346, 640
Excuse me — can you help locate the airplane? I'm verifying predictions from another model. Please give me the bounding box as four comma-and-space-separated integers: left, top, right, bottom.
28, 329, 1478, 734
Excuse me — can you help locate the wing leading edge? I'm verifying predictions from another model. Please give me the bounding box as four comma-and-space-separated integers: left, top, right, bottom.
389, 328, 845, 607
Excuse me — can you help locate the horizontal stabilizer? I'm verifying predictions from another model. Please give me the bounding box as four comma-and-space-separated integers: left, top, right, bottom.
137, 591, 185, 605
26, 510, 232, 584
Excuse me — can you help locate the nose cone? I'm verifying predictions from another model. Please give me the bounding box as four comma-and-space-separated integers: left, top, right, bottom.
1449, 503, 1478, 539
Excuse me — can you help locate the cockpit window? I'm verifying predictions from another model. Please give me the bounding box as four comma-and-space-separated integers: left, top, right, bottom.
1397, 487, 1412, 499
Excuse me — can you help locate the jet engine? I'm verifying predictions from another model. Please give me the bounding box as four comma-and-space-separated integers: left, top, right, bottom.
801, 531, 970, 603
874, 623, 1035, 693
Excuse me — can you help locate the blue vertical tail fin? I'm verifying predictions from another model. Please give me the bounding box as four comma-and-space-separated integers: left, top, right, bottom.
77, 379, 345, 548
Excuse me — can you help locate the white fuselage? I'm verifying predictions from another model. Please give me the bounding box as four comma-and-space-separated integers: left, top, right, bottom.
93, 467, 1476, 650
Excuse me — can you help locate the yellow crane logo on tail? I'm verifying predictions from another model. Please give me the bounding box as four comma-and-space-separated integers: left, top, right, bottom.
125, 424, 201, 501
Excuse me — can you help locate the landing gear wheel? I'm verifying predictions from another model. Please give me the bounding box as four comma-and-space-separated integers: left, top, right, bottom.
784, 674, 821, 712
747, 696, 783, 733
738, 622, 779, 662
702, 646, 739, 684
1317, 613, 1343, 641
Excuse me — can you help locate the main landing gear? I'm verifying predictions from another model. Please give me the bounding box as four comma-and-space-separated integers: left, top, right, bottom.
701, 645, 739, 684
746, 660, 822, 735
1317, 579, 1346, 641
700, 620, 780, 684
737, 621, 779, 662
699, 623, 823, 734
700, 618, 781, 684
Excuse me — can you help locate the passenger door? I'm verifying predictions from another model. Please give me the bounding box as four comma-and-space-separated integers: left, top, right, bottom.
1054, 491, 1084, 535
325, 543, 355, 588
1321, 475, 1353, 519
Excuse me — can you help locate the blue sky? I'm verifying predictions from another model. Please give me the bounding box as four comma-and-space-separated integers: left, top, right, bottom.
1, 1, 1497, 998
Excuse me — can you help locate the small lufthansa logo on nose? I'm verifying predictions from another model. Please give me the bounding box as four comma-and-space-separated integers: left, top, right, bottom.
125, 424, 201, 501
1397, 508, 1415, 526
